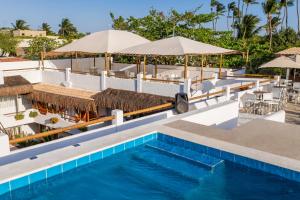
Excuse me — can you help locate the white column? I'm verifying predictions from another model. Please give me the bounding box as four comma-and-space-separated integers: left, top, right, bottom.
286, 68, 290, 80
62, 68, 72, 87
0, 133, 10, 157
255, 80, 260, 90
136, 73, 143, 93
184, 78, 191, 97
225, 86, 231, 101
101, 71, 107, 91
0, 71, 4, 85
112, 109, 123, 126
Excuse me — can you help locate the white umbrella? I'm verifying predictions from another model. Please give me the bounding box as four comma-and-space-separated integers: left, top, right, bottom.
117, 36, 239, 79
117, 36, 238, 56
54, 30, 150, 54
260, 56, 300, 80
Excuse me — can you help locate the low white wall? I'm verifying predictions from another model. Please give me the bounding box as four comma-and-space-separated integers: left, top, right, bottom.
0, 61, 40, 70
106, 77, 136, 91
264, 110, 286, 123
70, 73, 101, 91
183, 101, 239, 129
0, 133, 9, 157
42, 71, 65, 85
143, 81, 183, 97
3, 70, 42, 83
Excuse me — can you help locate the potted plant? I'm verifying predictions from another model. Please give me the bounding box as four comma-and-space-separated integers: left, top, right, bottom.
50, 117, 59, 124
15, 113, 24, 121
29, 111, 38, 118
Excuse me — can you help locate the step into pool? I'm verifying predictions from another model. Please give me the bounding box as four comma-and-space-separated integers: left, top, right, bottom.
1, 133, 300, 200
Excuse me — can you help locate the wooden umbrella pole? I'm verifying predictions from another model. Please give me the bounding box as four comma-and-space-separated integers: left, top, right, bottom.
75, 51, 78, 73
104, 53, 108, 71
184, 55, 188, 79
143, 55, 147, 79
154, 56, 158, 78
108, 54, 112, 71
40, 52, 44, 70
219, 54, 223, 79
136, 56, 139, 74
201, 55, 204, 82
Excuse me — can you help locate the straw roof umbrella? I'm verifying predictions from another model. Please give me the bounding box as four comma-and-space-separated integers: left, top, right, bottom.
260, 56, 300, 80
53, 30, 150, 71
117, 36, 239, 80
276, 47, 300, 55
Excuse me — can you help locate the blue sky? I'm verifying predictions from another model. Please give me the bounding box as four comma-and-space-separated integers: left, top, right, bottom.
0, 0, 298, 33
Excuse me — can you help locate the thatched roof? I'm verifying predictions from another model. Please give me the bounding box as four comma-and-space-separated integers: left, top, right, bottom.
92, 88, 174, 112
0, 76, 33, 97
27, 84, 97, 112
276, 47, 300, 55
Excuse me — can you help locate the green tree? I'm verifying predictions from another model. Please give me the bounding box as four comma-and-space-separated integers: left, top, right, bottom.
0, 33, 19, 56
27, 37, 59, 59
11, 19, 30, 30
262, 0, 279, 50
243, 0, 259, 15
280, 0, 294, 29
58, 18, 78, 38
236, 14, 261, 40
41, 23, 55, 35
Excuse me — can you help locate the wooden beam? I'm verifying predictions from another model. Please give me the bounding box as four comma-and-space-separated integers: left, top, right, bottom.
219, 54, 223, 79
108, 54, 112, 71
143, 55, 147, 79
104, 53, 108, 71
184, 55, 188, 79
154, 57, 158, 78
201, 55, 204, 82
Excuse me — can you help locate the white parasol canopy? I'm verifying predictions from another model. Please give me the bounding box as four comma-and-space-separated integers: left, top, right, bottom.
259, 56, 300, 69
54, 30, 150, 54
117, 36, 239, 56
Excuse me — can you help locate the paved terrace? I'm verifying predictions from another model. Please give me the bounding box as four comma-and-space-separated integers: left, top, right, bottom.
0, 113, 300, 182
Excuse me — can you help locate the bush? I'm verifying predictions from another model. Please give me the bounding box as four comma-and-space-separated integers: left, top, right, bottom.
50, 117, 59, 124
29, 111, 38, 118
14, 113, 24, 120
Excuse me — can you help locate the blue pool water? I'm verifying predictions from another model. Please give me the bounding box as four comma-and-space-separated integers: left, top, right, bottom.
1, 138, 300, 199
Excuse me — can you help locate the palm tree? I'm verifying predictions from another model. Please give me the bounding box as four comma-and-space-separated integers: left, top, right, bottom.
262, 0, 279, 50
11, 19, 29, 30
243, 0, 259, 15
227, 2, 237, 31
280, 0, 294, 29
41, 23, 55, 35
215, 2, 226, 30
235, 14, 261, 40
296, 0, 300, 32
58, 18, 78, 38
210, 0, 218, 30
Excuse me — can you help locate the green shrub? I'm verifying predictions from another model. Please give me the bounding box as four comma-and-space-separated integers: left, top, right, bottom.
50, 117, 59, 124
29, 111, 38, 118
14, 113, 24, 120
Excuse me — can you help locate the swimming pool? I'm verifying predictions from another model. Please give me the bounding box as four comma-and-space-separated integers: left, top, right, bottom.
1, 133, 300, 200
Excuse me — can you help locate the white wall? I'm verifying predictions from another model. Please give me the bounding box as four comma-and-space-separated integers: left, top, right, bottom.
0, 133, 9, 157
0, 60, 40, 70
70, 73, 101, 91
106, 77, 136, 91
3, 70, 42, 83
143, 81, 183, 97
42, 71, 65, 85
183, 101, 239, 129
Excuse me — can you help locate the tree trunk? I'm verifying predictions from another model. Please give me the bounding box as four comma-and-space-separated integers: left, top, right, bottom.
285, 4, 288, 28
297, 0, 300, 33
269, 14, 273, 50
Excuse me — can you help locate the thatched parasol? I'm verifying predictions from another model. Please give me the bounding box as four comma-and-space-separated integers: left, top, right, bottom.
92, 88, 174, 112
0, 76, 33, 97
27, 84, 97, 112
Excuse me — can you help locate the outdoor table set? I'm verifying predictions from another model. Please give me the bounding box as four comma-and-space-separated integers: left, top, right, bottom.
242, 88, 287, 115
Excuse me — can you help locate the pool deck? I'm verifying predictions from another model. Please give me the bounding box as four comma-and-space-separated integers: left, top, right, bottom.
0, 115, 300, 183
